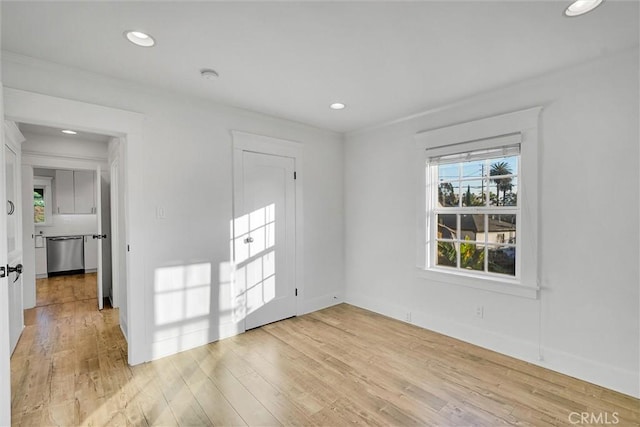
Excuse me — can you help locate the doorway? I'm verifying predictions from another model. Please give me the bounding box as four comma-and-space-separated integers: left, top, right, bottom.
18, 123, 114, 313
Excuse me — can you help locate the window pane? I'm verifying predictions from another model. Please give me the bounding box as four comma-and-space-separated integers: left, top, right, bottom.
460, 242, 484, 271
34, 188, 45, 223
461, 180, 485, 206
503, 177, 517, 207
489, 158, 516, 206
437, 214, 457, 239
462, 160, 485, 179
491, 156, 518, 176
488, 176, 517, 207
460, 214, 483, 242
438, 182, 459, 207
437, 241, 457, 268
488, 215, 516, 244
488, 245, 516, 276
438, 163, 458, 181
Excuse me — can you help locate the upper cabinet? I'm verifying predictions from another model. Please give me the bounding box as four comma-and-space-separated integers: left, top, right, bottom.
73, 171, 96, 214
55, 170, 74, 214
55, 169, 95, 214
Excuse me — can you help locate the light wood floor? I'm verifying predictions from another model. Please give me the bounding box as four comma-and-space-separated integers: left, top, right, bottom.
10, 277, 639, 426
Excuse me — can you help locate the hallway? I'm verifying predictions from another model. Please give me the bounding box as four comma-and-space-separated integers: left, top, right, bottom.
10, 274, 130, 425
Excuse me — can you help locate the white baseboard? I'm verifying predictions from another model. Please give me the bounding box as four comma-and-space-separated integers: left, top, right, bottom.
218, 321, 245, 341
346, 291, 639, 399
302, 291, 344, 314
151, 328, 214, 361
537, 347, 639, 399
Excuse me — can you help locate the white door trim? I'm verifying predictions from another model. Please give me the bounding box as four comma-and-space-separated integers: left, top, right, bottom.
110, 158, 120, 308
3, 87, 148, 365
231, 131, 304, 318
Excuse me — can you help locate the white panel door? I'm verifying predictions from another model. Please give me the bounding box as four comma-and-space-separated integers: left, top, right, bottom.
0, 122, 12, 426
0, 138, 11, 425
237, 151, 296, 330
5, 142, 23, 354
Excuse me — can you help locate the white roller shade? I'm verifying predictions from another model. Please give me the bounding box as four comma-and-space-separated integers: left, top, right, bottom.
426, 133, 521, 164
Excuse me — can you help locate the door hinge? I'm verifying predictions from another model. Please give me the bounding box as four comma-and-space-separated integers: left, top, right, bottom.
295, 288, 298, 296
294, 171, 297, 180
127, 244, 130, 252
0, 266, 5, 278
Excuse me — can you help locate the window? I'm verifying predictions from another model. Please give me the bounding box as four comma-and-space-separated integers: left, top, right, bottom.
33, 177, 53, 225
429, 144, 520, 278
34, 188, 45, 223
415, 108, 540, 298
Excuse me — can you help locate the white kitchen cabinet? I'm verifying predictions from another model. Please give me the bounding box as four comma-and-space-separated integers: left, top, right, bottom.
74, 171, 95, 214
55, 169, 75, 214
83, 235, 98, 271
54, 169, 95, 214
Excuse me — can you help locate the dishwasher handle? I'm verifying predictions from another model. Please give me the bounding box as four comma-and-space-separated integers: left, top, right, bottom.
48, 236, 83, 241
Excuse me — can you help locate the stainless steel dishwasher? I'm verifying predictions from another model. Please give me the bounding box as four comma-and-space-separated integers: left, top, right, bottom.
46, 236, 85, 276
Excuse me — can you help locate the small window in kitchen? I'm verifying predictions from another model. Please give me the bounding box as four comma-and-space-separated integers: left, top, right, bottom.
34, 177, 53, 225
34, 188, 45, 223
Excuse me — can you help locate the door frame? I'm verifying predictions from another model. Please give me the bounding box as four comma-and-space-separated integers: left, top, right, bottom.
109, 157, 120, 308
231, 131, 304, 324
3, 87, 148, 365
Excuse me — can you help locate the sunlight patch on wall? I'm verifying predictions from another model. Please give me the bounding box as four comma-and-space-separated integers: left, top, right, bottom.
153, 262, 211, 345
223, 203, 277, 334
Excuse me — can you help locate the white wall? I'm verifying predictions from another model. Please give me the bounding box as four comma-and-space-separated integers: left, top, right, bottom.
2, 53, 345, 361
344, 48, 639, 398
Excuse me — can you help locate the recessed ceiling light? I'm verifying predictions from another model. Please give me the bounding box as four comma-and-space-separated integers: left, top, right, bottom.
200, 69, 219, 80
330, 103, 346, 110
124, 30, 155, 47
61, 129, 77, 135
564, 0, 604, 17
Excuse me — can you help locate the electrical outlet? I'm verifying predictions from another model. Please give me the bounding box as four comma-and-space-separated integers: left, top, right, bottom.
475, 305, 484, 319
405, 312, 412, 323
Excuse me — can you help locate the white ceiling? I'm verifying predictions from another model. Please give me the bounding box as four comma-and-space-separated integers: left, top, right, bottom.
2, 1, 638, 133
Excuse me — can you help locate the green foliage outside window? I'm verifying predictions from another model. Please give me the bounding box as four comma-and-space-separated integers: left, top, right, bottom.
34, 189, 45, 223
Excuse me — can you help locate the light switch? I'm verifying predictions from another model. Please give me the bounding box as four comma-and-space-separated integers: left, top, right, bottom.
156, 206, 166, 219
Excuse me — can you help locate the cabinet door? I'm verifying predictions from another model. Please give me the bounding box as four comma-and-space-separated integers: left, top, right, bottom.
83, 235, 98, 271
35, 246, 47, 276
74, 171, 95, 214
55, 170, 74, 214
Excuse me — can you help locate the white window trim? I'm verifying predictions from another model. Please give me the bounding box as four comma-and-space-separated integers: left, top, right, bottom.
33, 176, 53, 226
415, 107, 541, 299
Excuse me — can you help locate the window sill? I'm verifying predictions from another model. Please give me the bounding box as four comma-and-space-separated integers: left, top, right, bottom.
416, 268, 539, 299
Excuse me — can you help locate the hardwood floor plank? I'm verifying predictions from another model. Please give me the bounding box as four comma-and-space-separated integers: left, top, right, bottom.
11, 279, 639, 427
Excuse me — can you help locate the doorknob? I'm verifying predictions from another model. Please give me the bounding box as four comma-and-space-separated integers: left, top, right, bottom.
7, 264, 23, 283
